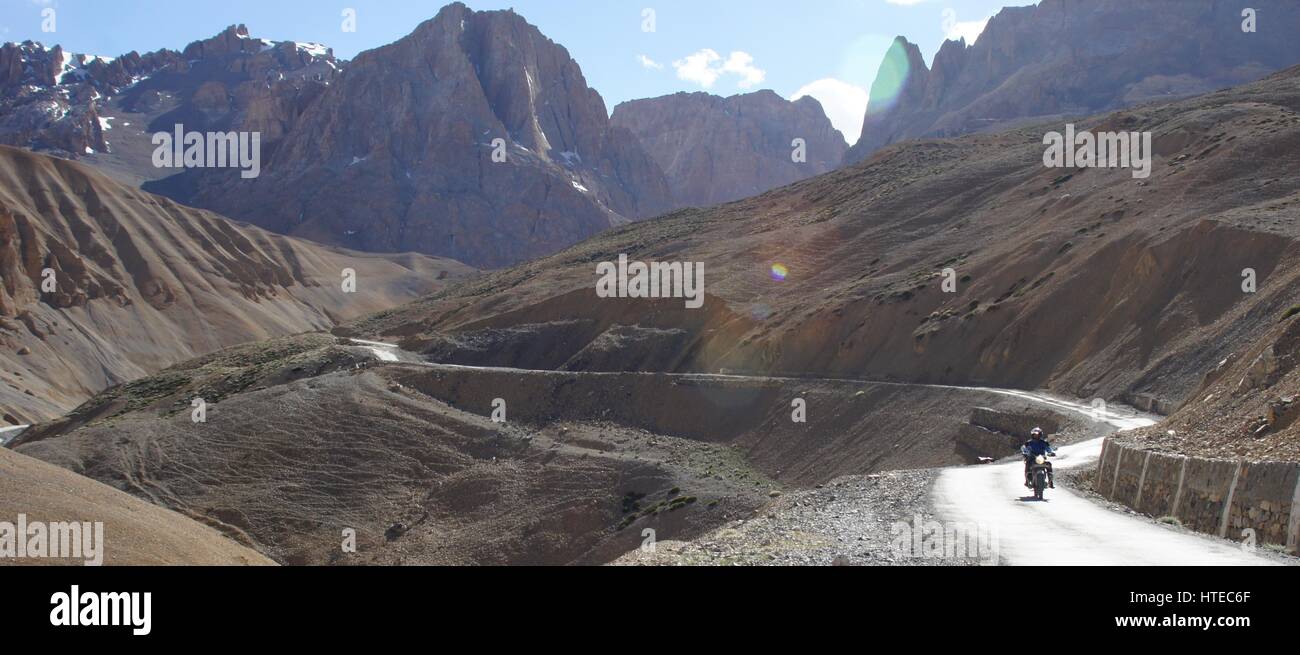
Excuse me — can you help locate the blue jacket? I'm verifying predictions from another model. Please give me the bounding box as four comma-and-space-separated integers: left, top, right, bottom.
1023, 438, 1055, 456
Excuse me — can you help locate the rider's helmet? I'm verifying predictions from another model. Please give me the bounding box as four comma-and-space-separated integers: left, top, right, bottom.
1031, 427, 1044, 439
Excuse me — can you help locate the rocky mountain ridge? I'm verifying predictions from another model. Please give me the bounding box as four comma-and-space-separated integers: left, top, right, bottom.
612, 90, 847, 209
0, 25, 338, 172
3, 4, 848, 268
846, 0, 1300, 163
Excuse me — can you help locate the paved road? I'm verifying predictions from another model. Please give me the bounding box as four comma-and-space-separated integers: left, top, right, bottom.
933, 394, 1279, 566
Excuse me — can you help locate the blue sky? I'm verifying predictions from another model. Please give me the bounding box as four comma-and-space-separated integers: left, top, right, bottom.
2, 0, 1023, 142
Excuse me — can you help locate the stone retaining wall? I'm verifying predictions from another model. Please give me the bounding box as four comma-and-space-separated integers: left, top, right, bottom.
1096, 439, 1300, 554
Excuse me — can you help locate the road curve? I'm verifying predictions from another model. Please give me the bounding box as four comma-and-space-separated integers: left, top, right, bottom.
933, 394, 1280, 566
350, 339, 400, 362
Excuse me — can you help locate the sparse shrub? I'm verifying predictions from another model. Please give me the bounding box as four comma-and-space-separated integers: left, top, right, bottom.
667, 496, 697, 511
621, 491, 646, 514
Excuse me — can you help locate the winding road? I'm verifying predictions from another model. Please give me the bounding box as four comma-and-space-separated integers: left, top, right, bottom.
348, 339, 1282, 565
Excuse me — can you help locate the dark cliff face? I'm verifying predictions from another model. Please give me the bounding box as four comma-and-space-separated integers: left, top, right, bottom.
845, 0, 1300, 164
173, 3, 673, 269
612, 90, 848, 209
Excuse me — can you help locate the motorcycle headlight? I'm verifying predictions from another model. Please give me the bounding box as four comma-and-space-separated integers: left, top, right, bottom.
1035, 456, 1046, 465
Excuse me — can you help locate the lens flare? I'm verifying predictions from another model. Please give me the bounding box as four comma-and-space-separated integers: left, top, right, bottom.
865, 37, 915, 117
770, 263, 789, 281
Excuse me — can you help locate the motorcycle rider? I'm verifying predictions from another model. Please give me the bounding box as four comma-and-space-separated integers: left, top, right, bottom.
1021, 427, 1056, 489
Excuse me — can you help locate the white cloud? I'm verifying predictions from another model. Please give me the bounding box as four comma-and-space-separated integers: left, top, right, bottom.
792, 78, 869, 145
942, 10, 991, 44
673, 49, 767, 90
636, 54, 664, 70
673, 50, 723, 87
946, 17, 990, 44
885, 0, 928, 5
721, 51, 766, 88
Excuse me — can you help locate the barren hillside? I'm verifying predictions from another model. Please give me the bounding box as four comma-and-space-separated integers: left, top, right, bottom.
0, 146, 473, 423
0, 446, 272, 566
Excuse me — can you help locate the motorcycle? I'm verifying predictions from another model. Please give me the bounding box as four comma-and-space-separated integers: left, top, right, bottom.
1029, 454, 1052, 500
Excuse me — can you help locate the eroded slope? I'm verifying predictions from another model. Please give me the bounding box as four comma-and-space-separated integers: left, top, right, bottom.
0, 145, 473, 423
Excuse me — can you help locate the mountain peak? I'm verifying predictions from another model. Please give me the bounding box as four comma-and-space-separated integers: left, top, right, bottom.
173, 6, 673, 268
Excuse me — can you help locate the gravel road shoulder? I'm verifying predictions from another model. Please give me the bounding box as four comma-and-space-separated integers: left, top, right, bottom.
612, 468, 989, 566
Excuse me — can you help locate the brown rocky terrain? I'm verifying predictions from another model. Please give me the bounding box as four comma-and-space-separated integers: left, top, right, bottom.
346, 65, 1300, 417
168, 3, 674, 269
13, 334, 774, 565
0, 145, 472, 424
612, 91, 847, 209
1125, 305, 1300, 462
22, 66, 1300, 567
0, 446, 272, 565
845, 0, 1300, 164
